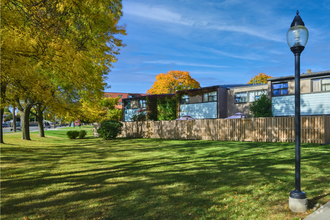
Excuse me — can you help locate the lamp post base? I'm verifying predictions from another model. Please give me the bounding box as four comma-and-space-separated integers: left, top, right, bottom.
289, 196, 308, 213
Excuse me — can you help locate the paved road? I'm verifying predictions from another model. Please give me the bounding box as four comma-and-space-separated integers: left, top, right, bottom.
304, 201, 330, 220
3, 126, 58, 133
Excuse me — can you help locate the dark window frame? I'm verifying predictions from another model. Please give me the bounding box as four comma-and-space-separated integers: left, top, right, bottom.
235, 92, 248, 103
202, 91, 217, 103
139, 99, 147, 108
321, 78, 330, 91
248, 90, 267, 102
125, 101, 131, 109
272, 82, 288, 96
180, 95, 189, 104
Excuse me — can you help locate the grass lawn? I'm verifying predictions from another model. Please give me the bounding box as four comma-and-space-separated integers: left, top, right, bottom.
1, 130, 329, 220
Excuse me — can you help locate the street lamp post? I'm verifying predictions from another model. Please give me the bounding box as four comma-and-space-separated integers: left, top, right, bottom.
287, 10, 309, 213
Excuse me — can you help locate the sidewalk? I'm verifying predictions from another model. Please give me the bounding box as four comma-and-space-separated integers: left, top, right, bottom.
304, 201, 330, 220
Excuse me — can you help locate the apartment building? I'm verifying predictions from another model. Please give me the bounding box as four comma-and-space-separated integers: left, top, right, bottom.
104, 92, 146, 109
122, 70, 330, 121
269, 70, 330, 116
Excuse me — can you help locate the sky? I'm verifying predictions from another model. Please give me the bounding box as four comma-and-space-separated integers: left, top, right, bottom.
105, 0, 330, 94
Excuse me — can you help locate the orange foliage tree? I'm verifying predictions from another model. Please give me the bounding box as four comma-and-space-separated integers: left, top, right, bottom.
147, 70, 200, 94
247, 73, 273, 84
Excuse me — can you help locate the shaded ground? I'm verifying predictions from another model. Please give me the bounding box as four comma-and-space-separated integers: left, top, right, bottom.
1, 130, 329, 219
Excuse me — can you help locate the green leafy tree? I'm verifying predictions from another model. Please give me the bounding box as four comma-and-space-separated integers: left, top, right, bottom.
157, 97, 177, 120
250, 94, 272, 117
131, 109, 147, 121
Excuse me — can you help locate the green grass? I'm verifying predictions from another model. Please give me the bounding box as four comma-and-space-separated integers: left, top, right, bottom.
44, 126, 94, 139
1, 132, 329, 220
55, 125, 93, 130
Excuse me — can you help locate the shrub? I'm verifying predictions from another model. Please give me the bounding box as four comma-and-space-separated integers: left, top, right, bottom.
66, 131, 79, 139
79, 130, 87, 139
97, 120, 123, 140
250, 94, 272, 117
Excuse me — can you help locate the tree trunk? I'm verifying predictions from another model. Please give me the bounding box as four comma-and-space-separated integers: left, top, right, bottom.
37, 109, 45, 137
13, 107, 16, 132
21, 104, 33, 140
0, 108, 4, 144
53, 115, 56, 129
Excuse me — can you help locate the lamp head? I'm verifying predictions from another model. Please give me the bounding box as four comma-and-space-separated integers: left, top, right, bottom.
287, 11, 309, 51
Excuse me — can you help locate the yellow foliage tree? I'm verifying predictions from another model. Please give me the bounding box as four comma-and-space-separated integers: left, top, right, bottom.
80, 97, 122, 123
147, 70, 200, 94
1, 0, 126, 141
247, 73, 273, 85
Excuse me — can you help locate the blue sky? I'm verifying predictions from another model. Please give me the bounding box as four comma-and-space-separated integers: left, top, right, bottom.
105, 0, 330, 94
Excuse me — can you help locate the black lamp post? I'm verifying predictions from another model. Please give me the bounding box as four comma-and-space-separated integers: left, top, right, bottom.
287, 10, 309, 213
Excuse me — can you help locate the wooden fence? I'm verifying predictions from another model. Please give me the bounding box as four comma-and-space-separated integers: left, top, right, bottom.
94, 116, 330, 143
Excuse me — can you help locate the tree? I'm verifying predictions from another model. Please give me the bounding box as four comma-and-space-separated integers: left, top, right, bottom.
147, 70, 200, 94
1, 0, 126, 140
80, 96, 122, 123
247, 73, 273, 85
250, 94, 272, 117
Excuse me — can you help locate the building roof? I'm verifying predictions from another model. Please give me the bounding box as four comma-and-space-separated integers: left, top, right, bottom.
175, 84, 256, 93
122, 93, 174, 101
268, 70, 330, 82
104, 92, 146, 95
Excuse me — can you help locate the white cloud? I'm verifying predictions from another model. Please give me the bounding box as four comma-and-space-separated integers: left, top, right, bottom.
144, 60, 228, 68
198, 47, 264, 61
124, 2, 193, 26
124, 2, 285, 42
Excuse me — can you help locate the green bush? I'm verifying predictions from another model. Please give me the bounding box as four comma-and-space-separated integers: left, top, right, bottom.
250, 94, 273, 117
97, 120, 123, 140
79, 130, 87, 139
66, 131, 79, 139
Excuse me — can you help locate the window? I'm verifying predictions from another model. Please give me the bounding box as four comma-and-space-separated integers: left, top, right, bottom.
313, 78, 330, 92
128, 95, 132, 98
273, 82, 288, 96
105, 94, 109, 98
118, 95, 122, 98
139, 100, 146, 108
312, 79, 321, 92
203, 91, 217, 102
125, 101, 131, 109
322, 78, 330, 91
249, 90, 267, 102
235, 92, 247, 103
181, 95, 189, 104
119, 102, 123, 105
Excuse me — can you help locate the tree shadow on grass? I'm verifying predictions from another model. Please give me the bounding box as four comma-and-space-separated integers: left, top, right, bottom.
1, 138, 329, 219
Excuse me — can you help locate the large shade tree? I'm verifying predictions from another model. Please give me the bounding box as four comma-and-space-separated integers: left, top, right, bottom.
1, 0, 126, 141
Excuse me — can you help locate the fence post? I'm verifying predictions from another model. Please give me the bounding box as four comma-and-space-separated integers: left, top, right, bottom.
322, 115, 326, 144
252, 117, 254, 142
240, 117, 243, 142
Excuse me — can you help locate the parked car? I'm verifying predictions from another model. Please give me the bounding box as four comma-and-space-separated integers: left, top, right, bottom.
10, 127, 21, 131
44, 122, 51, 128
176, 115, 195, 121
2, 123, 9, 127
